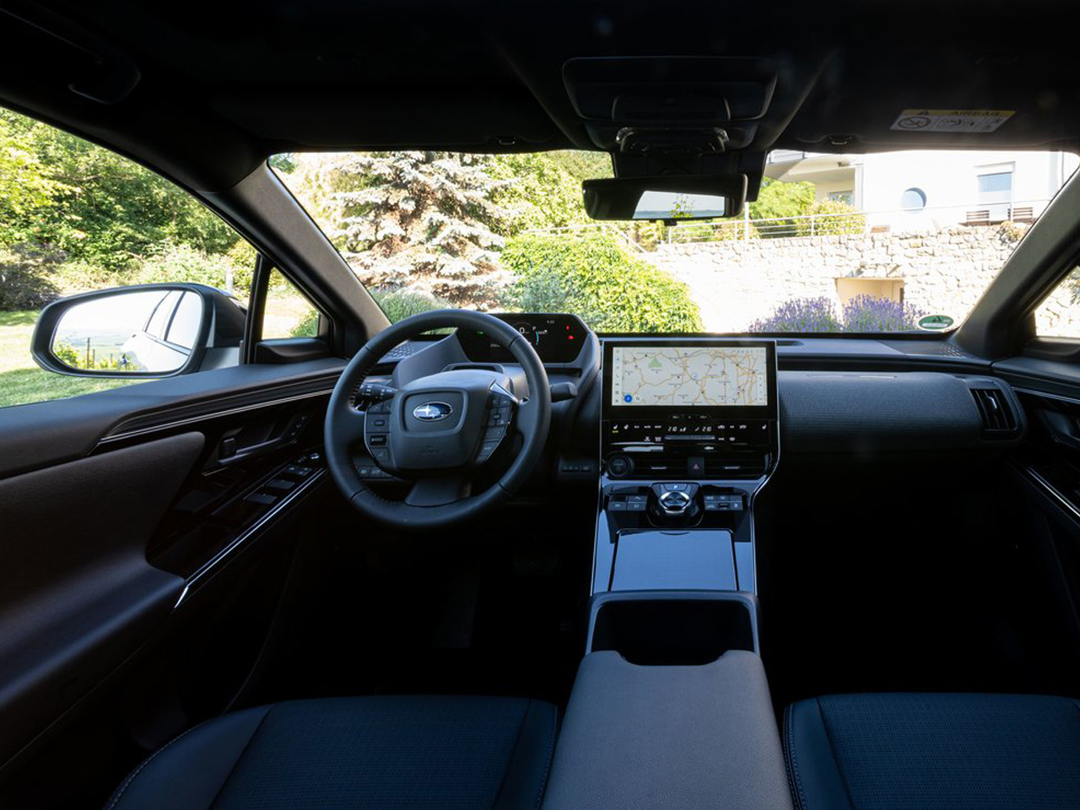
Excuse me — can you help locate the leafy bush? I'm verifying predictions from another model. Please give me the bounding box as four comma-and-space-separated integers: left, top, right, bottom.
795, 199, 866, 236
747, 297, 842, 332
842, 295, 923, 332
749, 177, 816, 238
52, 339, 139, 372
0, 243, 61, 311
290, 310, 321, 337
134, 244, 252, 297
370, 288, 450, 323
501, 233, 702, 332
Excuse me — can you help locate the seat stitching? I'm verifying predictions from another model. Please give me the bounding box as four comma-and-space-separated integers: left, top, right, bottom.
490, 701, 531, 810
815, 698, 858, 810
784, 703, 810, 810
532, 702, 558, 810
103, 718, 217, 810
206, 704, 276, 810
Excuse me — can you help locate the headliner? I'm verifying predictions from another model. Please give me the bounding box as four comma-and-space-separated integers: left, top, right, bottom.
1, 0, 1078, 191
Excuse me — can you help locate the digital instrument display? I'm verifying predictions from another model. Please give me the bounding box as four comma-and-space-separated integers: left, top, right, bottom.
609, 345, 770, 408
457, 313, 588, 364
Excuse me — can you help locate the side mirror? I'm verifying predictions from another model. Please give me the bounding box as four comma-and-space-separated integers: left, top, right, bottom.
582, 174, 747, 222
31, 283, 246, 379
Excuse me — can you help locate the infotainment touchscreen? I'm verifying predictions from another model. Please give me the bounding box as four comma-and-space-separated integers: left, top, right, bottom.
609, 345, 770, 408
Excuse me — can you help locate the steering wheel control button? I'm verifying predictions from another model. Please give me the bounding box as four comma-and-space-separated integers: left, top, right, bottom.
356, 382, 397, 403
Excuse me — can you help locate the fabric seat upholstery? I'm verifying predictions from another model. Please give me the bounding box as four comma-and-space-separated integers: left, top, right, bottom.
105, 695, 557, 810
784, 692, 1080, 810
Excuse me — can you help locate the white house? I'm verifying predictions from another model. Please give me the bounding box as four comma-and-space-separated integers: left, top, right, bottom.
765, 149, 1079, 232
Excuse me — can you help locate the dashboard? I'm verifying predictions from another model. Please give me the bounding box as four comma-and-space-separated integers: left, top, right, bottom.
367, 312, 1026, 488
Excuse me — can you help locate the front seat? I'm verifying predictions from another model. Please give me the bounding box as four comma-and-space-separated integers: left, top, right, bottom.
105, 695, 557, 810
784, 692, 1080, 810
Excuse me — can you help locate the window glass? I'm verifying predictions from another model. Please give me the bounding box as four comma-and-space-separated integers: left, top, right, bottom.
1035, 269, 1080, 338
262, 269, 321, 339
900, 188, 927, 211
978, 171, 1014, 203
166, 291, 203, 349
146, 290, 181, 339
271, 148, 1077, 334
0, 106, 251, 409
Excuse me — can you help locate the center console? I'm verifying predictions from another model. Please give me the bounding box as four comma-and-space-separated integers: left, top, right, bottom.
548, 338, 789, 810
593, 338, 778, 595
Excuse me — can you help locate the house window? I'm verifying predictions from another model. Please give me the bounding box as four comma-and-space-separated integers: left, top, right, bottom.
900, 187, 927, 211
978, 167, 1013, 220
828, 190, 854, 206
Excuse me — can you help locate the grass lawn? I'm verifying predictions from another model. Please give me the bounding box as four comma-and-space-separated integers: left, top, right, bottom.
0, 310, 136, 409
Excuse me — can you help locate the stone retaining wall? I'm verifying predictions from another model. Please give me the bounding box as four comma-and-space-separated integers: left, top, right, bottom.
650, 226, 1079, 334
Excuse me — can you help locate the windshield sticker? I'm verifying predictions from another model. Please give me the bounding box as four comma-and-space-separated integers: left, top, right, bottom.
891, 109, 1014, 134
917, 314, 955, 331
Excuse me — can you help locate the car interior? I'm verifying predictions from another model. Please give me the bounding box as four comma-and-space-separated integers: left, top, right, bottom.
4, 1, 1080, 809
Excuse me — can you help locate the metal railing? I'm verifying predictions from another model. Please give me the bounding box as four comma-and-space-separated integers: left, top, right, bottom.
527, 198, 1052, 250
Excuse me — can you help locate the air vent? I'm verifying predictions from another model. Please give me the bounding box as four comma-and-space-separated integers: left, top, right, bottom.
970, 387, 1017, 435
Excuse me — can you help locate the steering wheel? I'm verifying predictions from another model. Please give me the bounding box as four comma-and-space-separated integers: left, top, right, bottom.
324, 310, 552, 529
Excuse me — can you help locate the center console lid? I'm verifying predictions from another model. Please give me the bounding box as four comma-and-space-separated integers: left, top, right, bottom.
541, 650, 793, 810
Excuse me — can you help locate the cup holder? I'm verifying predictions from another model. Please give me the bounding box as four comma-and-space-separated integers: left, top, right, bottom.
587, 591, 758, 665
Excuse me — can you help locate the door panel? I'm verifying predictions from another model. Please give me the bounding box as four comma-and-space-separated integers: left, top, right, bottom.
0, 358, 343, 479
0, 433, 202, 770
0, 358, 345, 783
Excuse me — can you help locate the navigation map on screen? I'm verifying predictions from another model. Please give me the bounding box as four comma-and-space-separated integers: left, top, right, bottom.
610, 346, 769, 407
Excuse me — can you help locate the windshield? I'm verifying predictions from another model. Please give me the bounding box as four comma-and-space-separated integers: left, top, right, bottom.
271, 149, 1077, 334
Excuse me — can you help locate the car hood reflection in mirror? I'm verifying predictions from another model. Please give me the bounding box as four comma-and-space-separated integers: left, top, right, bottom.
633, 191, 729, 221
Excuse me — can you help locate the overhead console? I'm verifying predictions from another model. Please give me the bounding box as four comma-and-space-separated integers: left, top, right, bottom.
594, 339, 778, 595
563, 56, 777, 194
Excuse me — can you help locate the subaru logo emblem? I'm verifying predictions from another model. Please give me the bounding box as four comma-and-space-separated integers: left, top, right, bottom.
412, 401, 453, 422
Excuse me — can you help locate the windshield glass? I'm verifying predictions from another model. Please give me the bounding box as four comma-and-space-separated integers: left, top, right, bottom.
271, 149, 1078, 334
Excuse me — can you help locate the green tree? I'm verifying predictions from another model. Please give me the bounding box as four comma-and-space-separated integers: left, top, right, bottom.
0, 109, 239, 270
291, 151, 511, 307
748, 177, 816, 236
545, 150, 613, 181
0, 113, 67, 246
488, 152, 588, 235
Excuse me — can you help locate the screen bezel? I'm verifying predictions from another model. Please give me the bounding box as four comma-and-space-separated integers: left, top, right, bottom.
601, 338, 778, 420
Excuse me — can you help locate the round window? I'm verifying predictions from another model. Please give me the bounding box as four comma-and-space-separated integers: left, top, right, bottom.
901, 187, 927, 211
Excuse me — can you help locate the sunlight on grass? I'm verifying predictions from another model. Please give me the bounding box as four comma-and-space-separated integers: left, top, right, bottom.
0, 367, 133, 409
0, 309, 137, 408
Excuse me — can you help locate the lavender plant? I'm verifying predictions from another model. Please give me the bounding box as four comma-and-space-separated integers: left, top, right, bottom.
747, 296, 842, 332
842, 295, 924, 332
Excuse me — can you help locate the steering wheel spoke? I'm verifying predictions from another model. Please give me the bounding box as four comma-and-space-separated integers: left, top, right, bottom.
404, 476, 472, 507
338, 405, 369, 446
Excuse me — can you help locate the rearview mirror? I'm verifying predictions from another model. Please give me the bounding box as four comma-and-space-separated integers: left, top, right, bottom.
582, 174, 747, 221
31, 283, 246, 378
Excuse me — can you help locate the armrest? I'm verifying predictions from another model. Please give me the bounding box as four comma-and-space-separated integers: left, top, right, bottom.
541, 650, 794, 810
